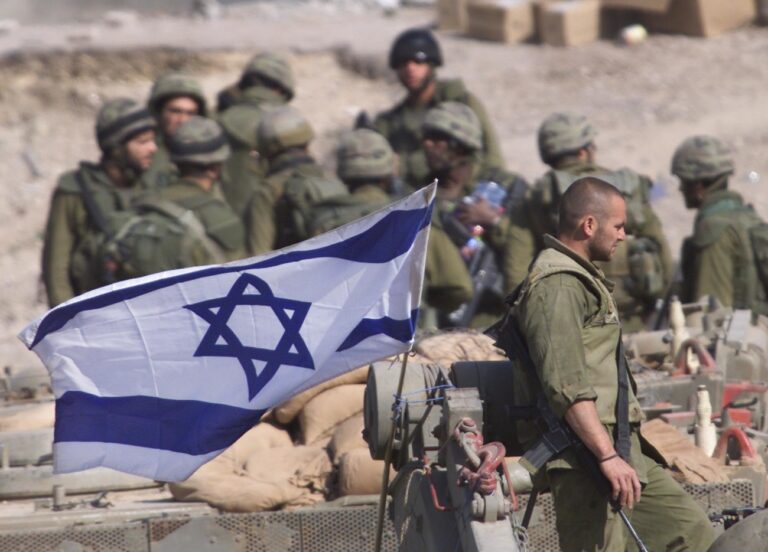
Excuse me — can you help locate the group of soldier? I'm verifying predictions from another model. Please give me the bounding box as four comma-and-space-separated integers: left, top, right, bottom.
41, 27, 760, 331
38, 25, 765, 551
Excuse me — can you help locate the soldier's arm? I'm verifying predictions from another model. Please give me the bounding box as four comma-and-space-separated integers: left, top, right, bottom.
519, 274, 598, 418
692, 227, 739, 307
465, 91, 505, 170
41, 192, 79, 307
424, 225, 472, 311
244, 187, 277, 256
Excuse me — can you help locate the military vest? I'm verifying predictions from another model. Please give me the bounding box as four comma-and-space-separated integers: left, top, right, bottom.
512, 244, 644, 436
685, 191, 767, 312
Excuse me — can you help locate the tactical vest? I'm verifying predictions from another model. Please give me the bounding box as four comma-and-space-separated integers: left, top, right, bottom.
686, 193, 767, 313
308, 192, 389, 236
511, 245, 644, 445
271, 158, 349, 248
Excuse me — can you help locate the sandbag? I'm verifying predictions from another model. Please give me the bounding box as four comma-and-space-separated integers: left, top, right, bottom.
0, 402, 55, 431
337, 448, 394, 496
274, 366, 369, 425
329, 414, 366, 464
215, 422, 293, 472
245, 445, 332, 493
169, 463, 309, 512
414, 331, 505, 365
298, 384, 365, 445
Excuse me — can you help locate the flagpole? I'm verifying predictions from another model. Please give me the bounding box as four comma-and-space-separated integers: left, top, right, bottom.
374, 350, 410, 552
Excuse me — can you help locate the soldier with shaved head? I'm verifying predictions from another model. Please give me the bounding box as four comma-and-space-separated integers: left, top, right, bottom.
500, 176, 715, 552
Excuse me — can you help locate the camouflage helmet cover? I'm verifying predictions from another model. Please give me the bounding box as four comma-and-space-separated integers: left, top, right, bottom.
148, 72, 207, 116
257, 106, 314, 158
422, 101, 482, 151
671, 135, 735, 181
96, 97, 156, 153
336, 129, 394, 181
167, 115, 230, 165
241, 52, 295, 100
537, 112, 597, 162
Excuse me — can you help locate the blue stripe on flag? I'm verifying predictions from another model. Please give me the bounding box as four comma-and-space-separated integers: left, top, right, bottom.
336, 309, 420, 352
31, 202, 433, 348
54, 391, 266, 456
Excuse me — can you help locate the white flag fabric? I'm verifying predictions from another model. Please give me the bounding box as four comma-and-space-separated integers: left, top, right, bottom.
19, 183, 436, 482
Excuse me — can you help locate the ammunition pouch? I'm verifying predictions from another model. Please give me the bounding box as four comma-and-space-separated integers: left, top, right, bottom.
626, 237, 665, 301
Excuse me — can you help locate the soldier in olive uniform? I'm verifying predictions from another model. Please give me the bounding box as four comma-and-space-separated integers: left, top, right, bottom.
421, 101, 527, 328
158, 116, 245, 262
146, 72, 208, 188
244, 106, 347, 255
506, 113, 673, 331
673, 135, 767, 313
373, 28, 504, 190
42, 98, 158, 307
501, 177, 714, 552
322, 128, 472, 324
217, 52, 296, 217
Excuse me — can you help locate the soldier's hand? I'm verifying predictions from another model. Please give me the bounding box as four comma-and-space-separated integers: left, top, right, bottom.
600, 455, 641, 510
455, 198, 499, 227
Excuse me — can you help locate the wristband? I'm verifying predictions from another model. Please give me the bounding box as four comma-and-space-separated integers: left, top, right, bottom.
599, 453, 619, 463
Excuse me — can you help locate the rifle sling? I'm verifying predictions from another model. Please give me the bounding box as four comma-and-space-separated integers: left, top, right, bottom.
75, 170, 113, 238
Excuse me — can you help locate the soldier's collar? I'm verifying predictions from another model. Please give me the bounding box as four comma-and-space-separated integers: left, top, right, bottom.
542, 234, 607, 281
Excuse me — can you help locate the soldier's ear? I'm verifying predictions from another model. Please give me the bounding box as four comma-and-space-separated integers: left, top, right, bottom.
582, 214, 598, 238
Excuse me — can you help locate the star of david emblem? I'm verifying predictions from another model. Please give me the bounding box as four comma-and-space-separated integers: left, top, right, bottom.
185, 273, 314, 400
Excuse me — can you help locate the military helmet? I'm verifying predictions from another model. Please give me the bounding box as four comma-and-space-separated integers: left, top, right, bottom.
422, 101, 482, 152
241, 52, 295, 100
96, 98, 156, 153
336, 129, 394, 181
167, 116, 230, 165
389, 28, 443, 69
257, 106, 314, 159
147, 72, 207, 117
537, 112, 597, 163
671, 135, 735, 181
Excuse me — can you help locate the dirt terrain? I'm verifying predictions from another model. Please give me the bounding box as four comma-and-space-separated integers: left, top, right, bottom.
1, 3, 767, 371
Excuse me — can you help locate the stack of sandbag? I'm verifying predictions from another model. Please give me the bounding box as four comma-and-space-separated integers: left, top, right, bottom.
414, 330, 506, 365
170, 422, 331, 512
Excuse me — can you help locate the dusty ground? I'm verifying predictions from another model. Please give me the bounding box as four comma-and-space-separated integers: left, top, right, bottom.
1, 4, 768, 372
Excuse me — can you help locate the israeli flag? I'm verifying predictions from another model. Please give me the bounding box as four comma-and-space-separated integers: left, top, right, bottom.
19, 183, 436, 482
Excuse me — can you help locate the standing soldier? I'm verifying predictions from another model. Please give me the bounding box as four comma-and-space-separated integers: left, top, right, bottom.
374, 28, 504, 190
146, 72, 208, 188
673, 135, 768, 313
421, 101, 528, 328
157, 116, 245, 263
497, 177, 715, 552
42, 98, 157, 307
217, 52, 296, 217
244, 106, 346, 255
322, 128, 472, 328
506, 112, 673, 331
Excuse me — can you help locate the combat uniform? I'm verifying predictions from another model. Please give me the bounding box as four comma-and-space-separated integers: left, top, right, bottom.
42, 163, 145, 306
245, 150, 346, 254
508, 234, 715, 552
374, 78, 504, 190
681, 189, 764, 310
156, 177, 245, 263
218, 86, 286, 217
42, 98, 157, 307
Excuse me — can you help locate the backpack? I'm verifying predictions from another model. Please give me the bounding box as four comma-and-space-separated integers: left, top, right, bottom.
308, 194, 388, 236
747, 222, 768, 315
276, 172, 348, 246
99, 196, 227, 282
